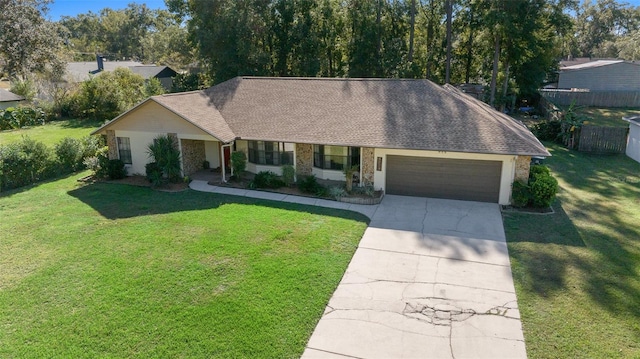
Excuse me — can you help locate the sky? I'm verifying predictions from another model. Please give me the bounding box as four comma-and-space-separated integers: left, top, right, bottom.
47, 0, 167, 21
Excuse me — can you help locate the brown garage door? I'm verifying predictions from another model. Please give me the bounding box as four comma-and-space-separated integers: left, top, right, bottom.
386, 156, 502, 202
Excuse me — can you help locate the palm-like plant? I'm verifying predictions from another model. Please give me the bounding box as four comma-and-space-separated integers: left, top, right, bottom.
147, 135, 181, 185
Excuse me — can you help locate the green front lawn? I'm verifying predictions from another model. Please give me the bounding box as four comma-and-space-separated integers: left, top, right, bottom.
0, 119, 101, 146
504, 143, 640, 358
0, 174, 368, 358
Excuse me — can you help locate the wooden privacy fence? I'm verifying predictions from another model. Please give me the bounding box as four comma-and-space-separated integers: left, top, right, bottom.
540, 89, 640, 107
577, 125, 629, 153
538, 96, 563, 121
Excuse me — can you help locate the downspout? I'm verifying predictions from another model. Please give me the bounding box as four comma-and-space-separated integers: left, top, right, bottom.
221, 142, 234, 183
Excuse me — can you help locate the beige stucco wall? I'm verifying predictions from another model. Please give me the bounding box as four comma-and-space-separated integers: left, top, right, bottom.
373, 148, 517, 205
205, 141, 221, 169
311, 168, 345, 181
105, 101, 213, 137
103, 101, 220, 176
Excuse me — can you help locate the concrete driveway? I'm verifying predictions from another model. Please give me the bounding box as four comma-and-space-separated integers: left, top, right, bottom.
302, 195, 526, 359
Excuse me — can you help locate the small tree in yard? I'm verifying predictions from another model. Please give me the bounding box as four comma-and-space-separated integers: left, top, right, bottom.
147, 135, 181, 186
230, 151, 246, 180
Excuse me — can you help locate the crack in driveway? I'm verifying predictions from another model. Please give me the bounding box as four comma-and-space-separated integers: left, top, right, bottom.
402, 300, 520, 325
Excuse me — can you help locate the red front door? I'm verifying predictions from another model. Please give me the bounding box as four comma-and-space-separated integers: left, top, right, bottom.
224, 146, 231, 170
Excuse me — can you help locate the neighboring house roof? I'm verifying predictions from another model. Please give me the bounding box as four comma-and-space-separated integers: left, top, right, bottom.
66, 61, 177, 82
560, 60, 626, 71
95, 77, 550, 157
0, 88, 24, 102
559, 57, 593, 68
129, 66, 177, 79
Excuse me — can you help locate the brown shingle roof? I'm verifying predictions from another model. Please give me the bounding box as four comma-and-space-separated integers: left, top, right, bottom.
96, 77, 549, 156
152, 91, 236, 142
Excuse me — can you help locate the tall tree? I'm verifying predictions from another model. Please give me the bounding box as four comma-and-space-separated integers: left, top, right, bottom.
347, 0, 383, 77
408, 0, 416, 62
444, 0, 453, 83
573, 0, 633, 58
0, 0, 65, 81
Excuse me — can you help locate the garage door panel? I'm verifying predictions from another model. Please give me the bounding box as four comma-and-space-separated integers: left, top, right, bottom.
386, 156, 501, 202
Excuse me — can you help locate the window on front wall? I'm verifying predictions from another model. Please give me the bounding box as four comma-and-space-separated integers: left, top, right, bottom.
247, 141, 293, 166
313, 145, 360, 170
117, 137, 132, 164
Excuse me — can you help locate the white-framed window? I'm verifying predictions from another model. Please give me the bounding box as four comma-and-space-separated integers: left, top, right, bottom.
247, 141, 293, 166
313, 145, 360, 170
117, 137, 132, 164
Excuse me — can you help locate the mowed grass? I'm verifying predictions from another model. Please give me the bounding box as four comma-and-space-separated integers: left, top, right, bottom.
0, 173, 368, 358
0, 119, 101, 146
573, 107, 639, 127
503, 143, 640, 358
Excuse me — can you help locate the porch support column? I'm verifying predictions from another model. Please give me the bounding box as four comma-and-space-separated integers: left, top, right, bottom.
514, 155, 531, 183
106, 130, 118, 160
295, 143, 313, 177
361, 147, 375, 186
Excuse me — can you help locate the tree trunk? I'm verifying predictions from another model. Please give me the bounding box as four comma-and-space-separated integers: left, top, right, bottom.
328, 47, 333, 77
501, 60, 510, 112
489, 33, 501, 108
464, 9, 474, 84
425, 0, 435, 79
376, 0, 382, 75
408, 0, 416, 62
445, 0, 453, 83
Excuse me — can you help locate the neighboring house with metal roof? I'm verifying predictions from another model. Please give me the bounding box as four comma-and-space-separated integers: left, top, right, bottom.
558, 60, 640, 91
66, 57, 177, 91
0, 88, 25, 110
93, 77, 549, 205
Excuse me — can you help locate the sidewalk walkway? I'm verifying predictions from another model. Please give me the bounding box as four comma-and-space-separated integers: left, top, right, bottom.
189, 180, 379, 219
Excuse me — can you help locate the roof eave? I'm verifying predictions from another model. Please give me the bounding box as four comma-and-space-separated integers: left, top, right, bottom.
91, 97, 233, 143
236, 136, 551, 157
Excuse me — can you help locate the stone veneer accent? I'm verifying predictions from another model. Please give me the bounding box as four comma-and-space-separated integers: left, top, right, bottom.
106, 130, 118, 160
361, 147, 375, 185
295, 143, 313, 176
514, 155, 531, 183
181, 139, 206, 176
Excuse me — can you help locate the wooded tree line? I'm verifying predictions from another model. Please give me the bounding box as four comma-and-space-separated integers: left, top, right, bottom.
1, 0, 640, 108
58, 3, 193, 70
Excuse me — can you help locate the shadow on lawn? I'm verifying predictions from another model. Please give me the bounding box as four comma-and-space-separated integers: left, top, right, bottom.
508, 199, 640, 320
54, 118, 105, 128
506, 144, 640, 320
68, 181, 370, 223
